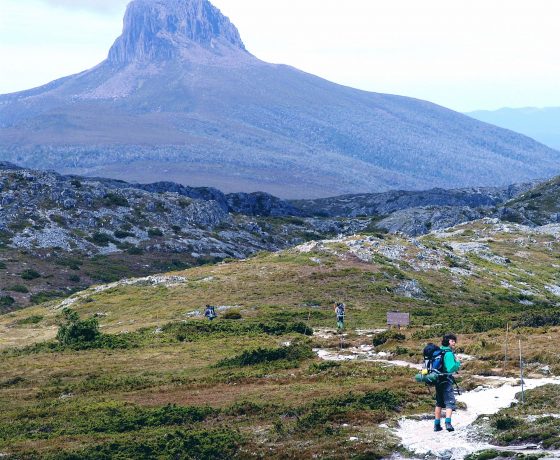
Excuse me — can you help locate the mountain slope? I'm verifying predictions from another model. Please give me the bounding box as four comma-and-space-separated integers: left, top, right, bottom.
467, 107, 560, 151
0, 0, 559, 198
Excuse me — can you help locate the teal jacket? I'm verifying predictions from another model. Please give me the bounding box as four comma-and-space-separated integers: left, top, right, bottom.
441, 346, 460, 373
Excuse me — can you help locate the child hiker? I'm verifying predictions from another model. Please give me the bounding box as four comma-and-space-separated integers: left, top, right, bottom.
434, 333, 461, 432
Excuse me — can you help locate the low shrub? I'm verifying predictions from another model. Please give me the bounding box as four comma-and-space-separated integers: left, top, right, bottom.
56, 308, 100, 346
493, 416, 521, 430
50, 428, 243, 460
308, 361, 341, 374
217, 342, 314, 367
161, 320, 312, 341
15, 315, 43, 325
0, 376, 26, 389
21, 269, 41, 280
148, 228, 164, 237
517, 311, 560, 328
6, 284, 29, 293
0, 295, 15, 308
103, 193, 129, 207
222, 310, 242, 320
114, 230, 135, 239
88, 232, 114, 247
30, 290, 66, 305
372, 330, 405, 346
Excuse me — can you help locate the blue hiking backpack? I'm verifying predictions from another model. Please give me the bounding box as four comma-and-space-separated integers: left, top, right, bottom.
414, 342, 449, 385
424, 343, 447, 373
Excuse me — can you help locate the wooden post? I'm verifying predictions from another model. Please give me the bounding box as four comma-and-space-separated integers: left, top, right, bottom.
503, 322, 509, 374
519, 339, 525, 404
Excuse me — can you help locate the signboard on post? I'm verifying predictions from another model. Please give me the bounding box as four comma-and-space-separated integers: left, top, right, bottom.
387, 311, 410, 328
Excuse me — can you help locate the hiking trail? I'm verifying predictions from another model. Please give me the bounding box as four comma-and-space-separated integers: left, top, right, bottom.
313, 328, 560, 459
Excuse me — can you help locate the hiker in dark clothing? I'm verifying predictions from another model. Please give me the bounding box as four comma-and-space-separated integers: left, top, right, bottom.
334, 302, 345, 330
204, 305, 217, 321
434, 333, 461, 432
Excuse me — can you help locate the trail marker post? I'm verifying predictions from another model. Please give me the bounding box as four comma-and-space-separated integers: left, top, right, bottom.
519, 339, 525, 404
503, 322, 509, 374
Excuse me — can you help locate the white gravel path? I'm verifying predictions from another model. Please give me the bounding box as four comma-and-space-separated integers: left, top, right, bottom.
396, 376, 560, 459
314, 339, 560, 459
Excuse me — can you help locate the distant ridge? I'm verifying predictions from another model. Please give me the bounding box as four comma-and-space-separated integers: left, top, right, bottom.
0, 0, 559, 198
467, 107, 560, 151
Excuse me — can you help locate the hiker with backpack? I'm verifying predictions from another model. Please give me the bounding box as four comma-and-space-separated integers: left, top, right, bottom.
204, 304, 217, 321
415, 333, 461, 432
433, 333, 460, 432
334, 302, 345, 330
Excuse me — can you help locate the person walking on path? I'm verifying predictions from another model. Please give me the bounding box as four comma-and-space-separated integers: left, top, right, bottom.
334, 302, 345, 330
434, 333, 461, 432
204, 304, 217, 321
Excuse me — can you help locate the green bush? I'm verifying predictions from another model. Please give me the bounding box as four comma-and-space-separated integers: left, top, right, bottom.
308, 361, 341, 374
21, 269, 41, 280
162, 320, 312, 342
372, 330, 405, 346
56, 308, 100, 346
217, 342, 314, 367
103, 193, 129, 207
0, 295, 15, 308
15, 315, 43, 325
30, 290, 66, 305
517, 311, 560, 328
493, 416, 521, 430
222, 310, 242, 320
50, 428, 243, 460
6, 284, 29, 293
114, 230, 135, 239
55, 256, 82, 270
148, 228, 164, 237
89, 232, 114, 247
50, 214, 67, 226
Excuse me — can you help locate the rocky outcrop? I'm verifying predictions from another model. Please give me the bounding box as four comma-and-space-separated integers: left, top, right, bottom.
134, 181, 229, 211
0, 165, 362, 261
226, 192, 305, 217
291, 183, 538, 218
108, 0, 246, 64
375, 206, 488, 236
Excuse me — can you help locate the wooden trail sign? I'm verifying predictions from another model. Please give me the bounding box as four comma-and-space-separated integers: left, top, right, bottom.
387, 311, 410, 327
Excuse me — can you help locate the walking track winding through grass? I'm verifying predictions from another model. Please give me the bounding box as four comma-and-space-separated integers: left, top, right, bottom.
314, 329, 560, 459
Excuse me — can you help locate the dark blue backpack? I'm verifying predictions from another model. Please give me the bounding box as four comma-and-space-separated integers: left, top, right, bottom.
423, 343, 448, 374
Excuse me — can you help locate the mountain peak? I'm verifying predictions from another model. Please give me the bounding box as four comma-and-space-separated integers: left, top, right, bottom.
107, 0, 246, 64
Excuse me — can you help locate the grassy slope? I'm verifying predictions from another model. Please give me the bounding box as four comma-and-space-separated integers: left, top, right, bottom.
2, 219, 560, 458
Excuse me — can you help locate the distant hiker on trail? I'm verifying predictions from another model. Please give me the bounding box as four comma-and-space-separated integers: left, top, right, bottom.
433, 333, 461, 432
334, 302, 345, 330
204, 305, 217, 321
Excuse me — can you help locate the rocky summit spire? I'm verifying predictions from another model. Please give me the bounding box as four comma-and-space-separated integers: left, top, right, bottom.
108, 0, 246, 64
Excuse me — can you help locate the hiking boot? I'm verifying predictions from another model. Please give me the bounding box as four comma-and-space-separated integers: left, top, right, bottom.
445, 422, 455, 432
433, 424, 443, 432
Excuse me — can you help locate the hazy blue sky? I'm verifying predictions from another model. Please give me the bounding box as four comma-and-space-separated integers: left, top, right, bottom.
1, 0, 560, 112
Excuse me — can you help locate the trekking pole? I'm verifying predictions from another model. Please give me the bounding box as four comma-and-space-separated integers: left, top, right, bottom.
519, 339, 525, 404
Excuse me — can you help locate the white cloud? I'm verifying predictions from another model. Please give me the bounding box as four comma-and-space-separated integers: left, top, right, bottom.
35, 0, 129, 14
1, 0, 560, 110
